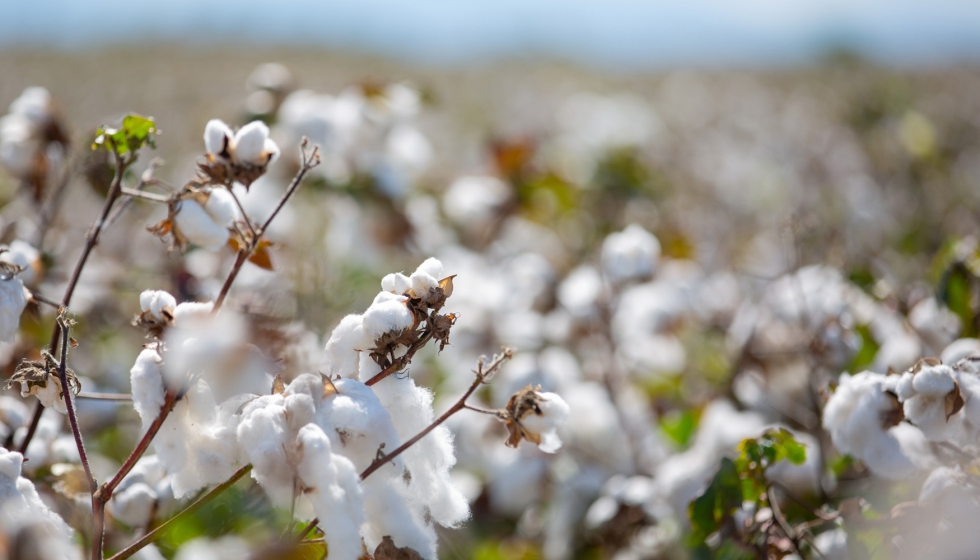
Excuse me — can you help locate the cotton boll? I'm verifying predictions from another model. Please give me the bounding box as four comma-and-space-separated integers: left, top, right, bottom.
139, 290, 177, 323
363, 293, 414, 341
317, 378, 403, 473
516, 391, 569, 453
0, 447, 75, 546
370, 374, 470, 527
822, 372, 919, 479
172, 301, 213, 327
174, 198, 229, 251
410, 270, 439, 300
361, 477, 438, 560
130, 349, 166, 433
237, 394, 295, 507
414, 257, 444, 281
294, 424, 364, 560
203, 188, 239, 227
902, 364, 960, 441
0, 276, 26, 343
381, 272, 412, 295
324, 314, 375, 379
601, 224, 661, 284
9, 87, 52, 124
232, 121, 275, 166
203, 119, 233, 157
942, 338, 980, 364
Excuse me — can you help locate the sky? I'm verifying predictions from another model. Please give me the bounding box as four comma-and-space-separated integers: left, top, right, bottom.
2, 0, 980, 69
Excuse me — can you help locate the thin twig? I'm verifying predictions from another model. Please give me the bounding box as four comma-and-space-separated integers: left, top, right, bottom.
359, 348, 512, 480
105, 159, 163, 230
364, 330, 434, 387
227, 187, 258, 242
76, 391, 133, 401
212, 140, 319, 313
119, 187, 170, 203
107, 464, 253, 560
56, 318, 96, 492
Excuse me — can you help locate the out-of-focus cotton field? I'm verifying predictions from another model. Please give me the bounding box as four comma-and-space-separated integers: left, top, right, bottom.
2, 26, 980, 560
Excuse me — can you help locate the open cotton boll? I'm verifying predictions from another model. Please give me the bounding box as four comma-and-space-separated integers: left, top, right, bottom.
231, 120, 279, 166
294, 424, 365, 560
236, 394, 295, 507
901, 364, 962, 441
381, 272, 412, 295
0, 447, 75, 545
317, 378, 403, 473
822, 372, 918, 479
0, 275, 27, 343
130, 349, 166, 433
410, 270, 439, 300
139, 290, 176, 324
414, 257, 444, 281
204, 188, 239, 227
9, 87, 52, 123
172, 301, 214, 327
518, 391, 570, 453
363, 293, 414, 341
601, 224, 661, 284
323, 314, 375, 379
370, 374, 470, 528
173, 198, 230, 251
361, 477, 438, 560
204, 119, 233, 157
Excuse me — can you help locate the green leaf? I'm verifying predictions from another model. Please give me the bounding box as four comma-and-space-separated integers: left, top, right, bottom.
848, 324, 879, 373
660, 408, 700, 447
92, 114, 158, 155
689, 458, 742, 544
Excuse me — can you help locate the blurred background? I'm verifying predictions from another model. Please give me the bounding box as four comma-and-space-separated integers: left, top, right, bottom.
3, 2, 980, 559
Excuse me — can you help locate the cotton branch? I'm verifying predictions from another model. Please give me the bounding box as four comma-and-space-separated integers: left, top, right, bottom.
291, 348, 515, 542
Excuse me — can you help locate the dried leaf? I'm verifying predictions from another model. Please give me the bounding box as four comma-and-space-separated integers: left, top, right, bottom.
946, 381, 965, 421
911, 357, 942, 374
322, 374, 339, 398
272, 373, 285, 395
438, 275, 456, 298
249, 239, 275, 271
502, 385, 546, 448
373, 536, 424, 560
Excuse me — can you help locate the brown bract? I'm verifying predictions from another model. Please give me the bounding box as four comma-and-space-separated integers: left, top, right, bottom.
4, 354, 81, 399
199, 153, 269, 190
372, 536, 424, 560
502, 384, 547, 448
147, 187, 213, 253
132, 307, 174, 339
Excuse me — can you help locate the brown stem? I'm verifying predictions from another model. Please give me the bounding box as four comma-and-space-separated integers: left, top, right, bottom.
119, 187, 169, 203
56, 319, 97, 492
211, 141, 319, 314
107, 464, 252, 560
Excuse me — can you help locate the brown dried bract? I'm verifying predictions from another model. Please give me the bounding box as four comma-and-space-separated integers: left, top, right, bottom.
147, 187, 212, 253
503, 385, 546, 448
5, 354, 81, 399
132, 308, 175, 339
271, 373, 286, 395
946, 380, 965, 421
880, 390, 904, 429
198, 153, 269, 190
429, 313, 457, 352
372, 536, 424, 560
